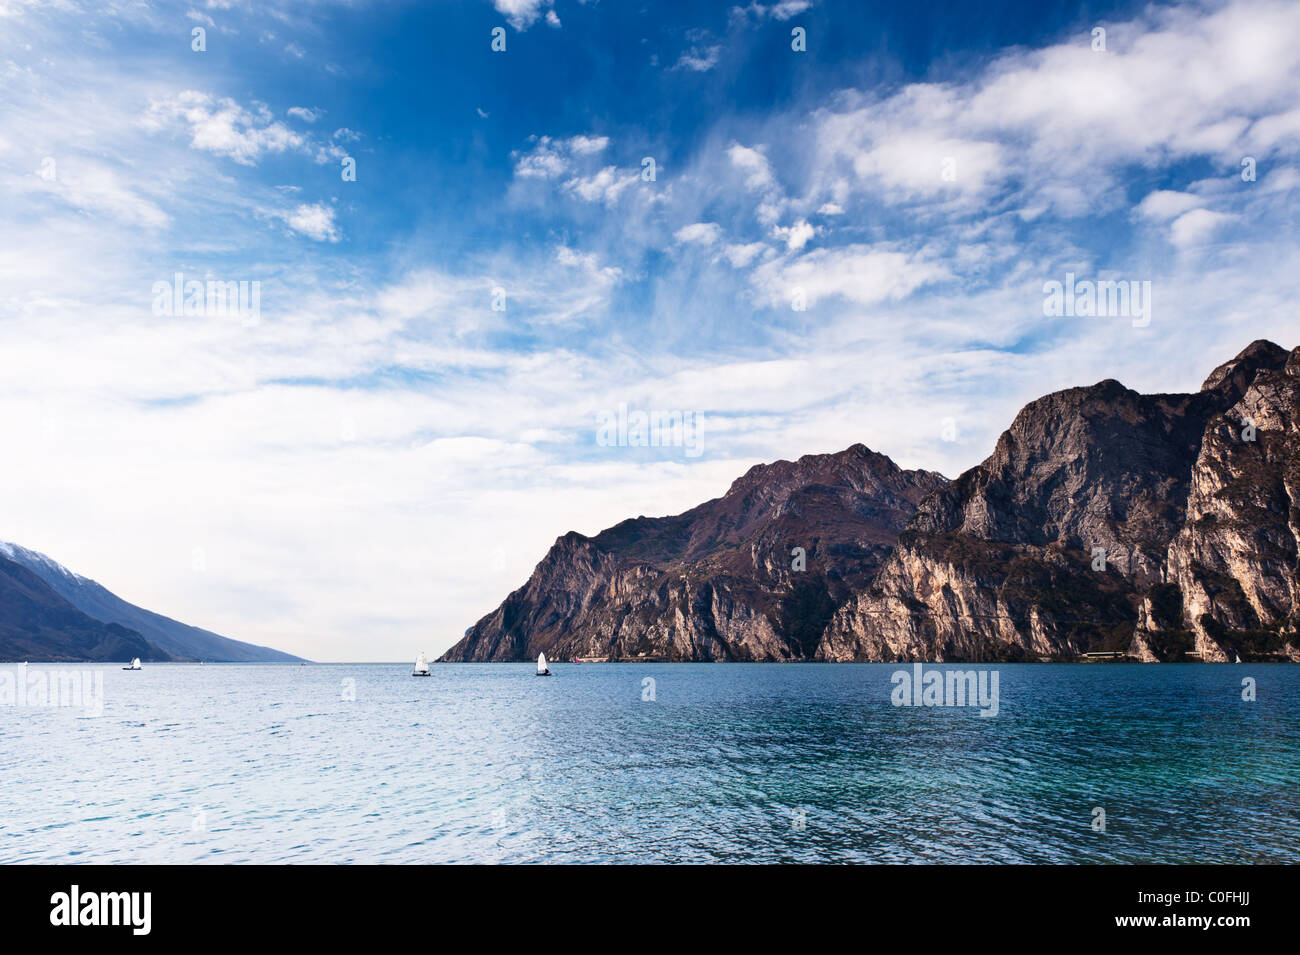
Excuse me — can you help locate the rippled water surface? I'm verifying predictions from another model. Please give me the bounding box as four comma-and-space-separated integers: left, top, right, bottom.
2, 662, 1297, 863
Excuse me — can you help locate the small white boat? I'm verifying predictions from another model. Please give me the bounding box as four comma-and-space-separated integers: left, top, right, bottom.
123, 657, 142, 671
536, 652, 551, 677
1234, 653, 1242, 663
413, 651, 431, 677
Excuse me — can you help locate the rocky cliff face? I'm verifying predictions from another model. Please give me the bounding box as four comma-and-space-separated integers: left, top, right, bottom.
440, 445, 948, 661
444, 340, 1299, 664
1137, 343, 1300, 661
820, 340, 1300, 662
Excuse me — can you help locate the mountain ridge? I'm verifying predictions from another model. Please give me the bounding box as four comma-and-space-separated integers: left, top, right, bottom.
441, 443, 948, 661
446, 339, 1300, 663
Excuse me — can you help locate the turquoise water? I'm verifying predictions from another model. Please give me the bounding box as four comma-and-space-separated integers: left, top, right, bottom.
1, 662, 1296, 863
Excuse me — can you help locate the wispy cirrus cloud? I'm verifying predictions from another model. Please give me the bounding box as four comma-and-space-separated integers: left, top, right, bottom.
674, 44, 721, 72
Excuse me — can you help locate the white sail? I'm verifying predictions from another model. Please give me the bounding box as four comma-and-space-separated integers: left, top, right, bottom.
537, 652, 548, 674
413, 651, 430, 674
130, 658, 141, 669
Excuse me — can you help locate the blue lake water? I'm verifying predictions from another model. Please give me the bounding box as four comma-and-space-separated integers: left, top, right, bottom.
1, 662, 1296, 863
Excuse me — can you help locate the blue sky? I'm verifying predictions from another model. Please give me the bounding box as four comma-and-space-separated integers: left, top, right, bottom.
2, 0, 1299, 660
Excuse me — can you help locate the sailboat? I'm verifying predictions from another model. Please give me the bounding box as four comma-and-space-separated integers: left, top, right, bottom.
413, 651, 431, 677
1234, 652, 1243, 663
123, 657, 142, 671
536, 652, 551, 677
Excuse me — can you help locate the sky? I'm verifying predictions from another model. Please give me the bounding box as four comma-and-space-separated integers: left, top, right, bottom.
1, 0, 1298, 661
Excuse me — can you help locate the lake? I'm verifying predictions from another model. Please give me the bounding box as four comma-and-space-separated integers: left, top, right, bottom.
1, 662, 1296, 863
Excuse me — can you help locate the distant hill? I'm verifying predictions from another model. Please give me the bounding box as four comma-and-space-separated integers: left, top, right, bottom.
0, 541, 303, 662
0, 555, 166, 662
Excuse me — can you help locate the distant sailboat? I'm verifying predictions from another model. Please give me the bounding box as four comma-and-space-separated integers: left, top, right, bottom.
536, 652, 551, 677
123, 657, 142, 671
413, 651, 431, 677
1234, 653, 1243, 663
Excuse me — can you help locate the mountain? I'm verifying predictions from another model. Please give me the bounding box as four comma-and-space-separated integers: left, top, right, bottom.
0, 555, 167, 662
441, 444, 948, 662
1140, 342, 1300, 661
819, 340, 1300, 663
445, 339, 1300, 664
0, 541, 303, 662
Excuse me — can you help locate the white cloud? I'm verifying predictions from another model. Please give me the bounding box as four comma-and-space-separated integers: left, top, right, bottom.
1247, 108, 1300, 151
513, 134, 609, 179
754, 245, 950, 308
1261, 165, 1300, 193
556, 245, 623, 282
796, 0, 1300, 217
566, 134, 609, 155
723, 242, 768, 268
1169, 208, 1237, 246
145, 91, 308, 166
512, 135, 644, 205
563, 165, 638, 204
675, 222, 723, 245
733, 1, 813, 21
1136, 189, 1203, 221
287, 106, 323, 123
728, 143, 775, 191
282, 203, 340, 242
494, 0, 555, 31
675, 45, 721, 72
515, 145, 568, 179
816, 113, 1005, 204
772, 219, 814, 251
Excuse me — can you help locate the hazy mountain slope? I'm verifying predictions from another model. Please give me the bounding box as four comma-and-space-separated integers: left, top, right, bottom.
0, 555, 167, 662
0, 542, 303, 662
